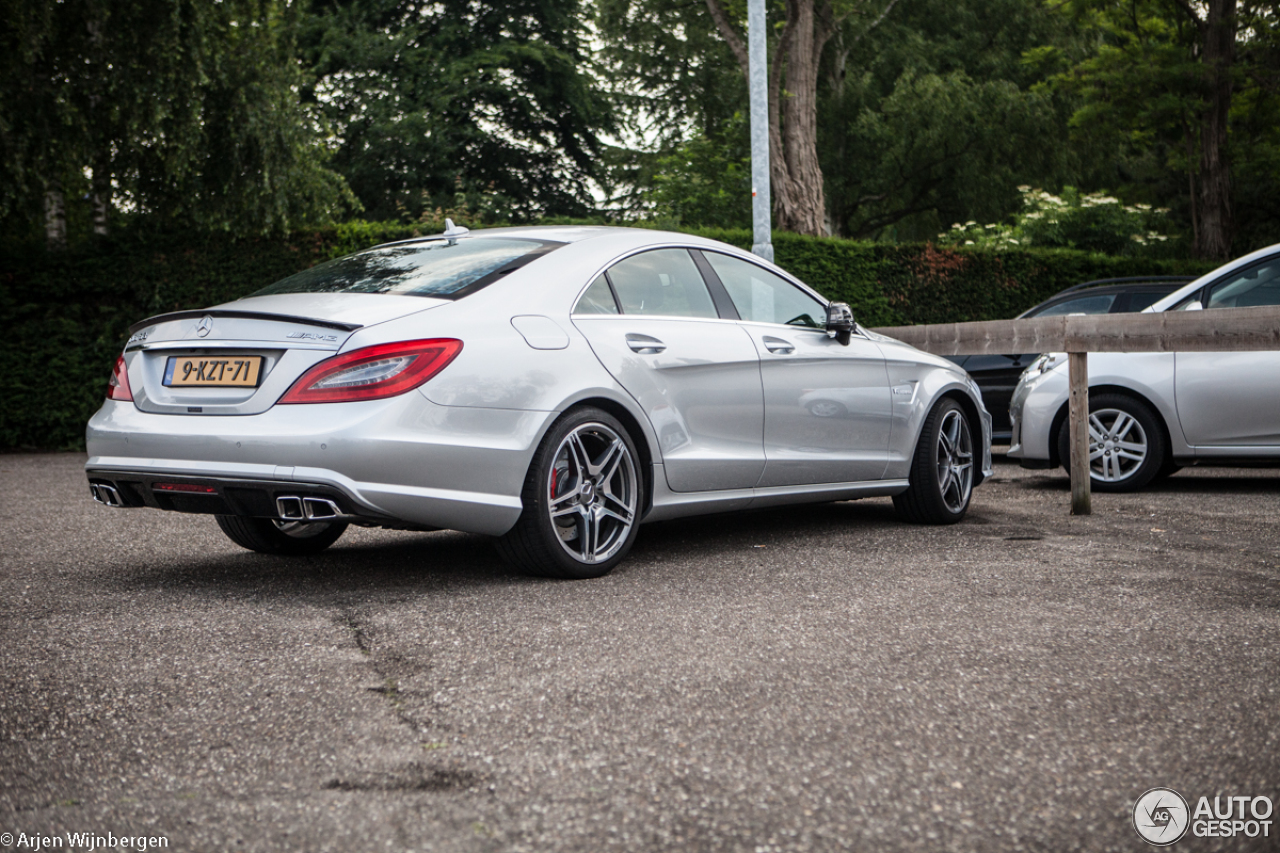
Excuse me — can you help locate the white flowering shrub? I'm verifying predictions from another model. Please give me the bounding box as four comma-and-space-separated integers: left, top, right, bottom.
937, 187, 1179, 255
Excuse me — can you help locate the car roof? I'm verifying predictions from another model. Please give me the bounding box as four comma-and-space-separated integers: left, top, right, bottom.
1017, 277, 1192, 318
371, 224, 729, 250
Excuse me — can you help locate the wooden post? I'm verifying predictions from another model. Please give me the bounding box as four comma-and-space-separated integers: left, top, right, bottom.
1068, 351, 1091, 516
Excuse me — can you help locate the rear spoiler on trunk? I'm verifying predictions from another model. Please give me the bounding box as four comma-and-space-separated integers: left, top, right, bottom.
127, 310, 363, 335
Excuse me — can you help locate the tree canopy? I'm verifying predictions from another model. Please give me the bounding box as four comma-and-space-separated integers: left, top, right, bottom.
1, 0, 1277, 256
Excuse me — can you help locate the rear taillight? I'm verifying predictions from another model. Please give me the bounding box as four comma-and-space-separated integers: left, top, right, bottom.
107, 355, 133, 401
278, 339, 463, 404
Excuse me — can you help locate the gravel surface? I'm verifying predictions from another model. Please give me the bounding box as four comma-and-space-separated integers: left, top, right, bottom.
1, 452, 1278, 852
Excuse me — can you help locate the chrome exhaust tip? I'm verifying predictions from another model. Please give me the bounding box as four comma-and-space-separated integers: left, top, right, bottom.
302, 497, 342, 520
276, 495, 345, 521
89, 483, 124, 507
276, 496, 305, 520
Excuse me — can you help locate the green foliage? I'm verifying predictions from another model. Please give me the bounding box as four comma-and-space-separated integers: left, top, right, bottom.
936, 186, 1181, 256
825, 70, 1064, 239
645, 123, 752, 230
301, 0, 613, 222
0, 224, 1214, 450
1049, 0, 1280, 254
0, 0, 355, 245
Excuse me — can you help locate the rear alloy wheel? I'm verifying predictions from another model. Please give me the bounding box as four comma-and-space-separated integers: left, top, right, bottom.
893, 398, 974, 524
1056, 392, 1166, 493
497, 407, 641, 579
215, 515, 348, 556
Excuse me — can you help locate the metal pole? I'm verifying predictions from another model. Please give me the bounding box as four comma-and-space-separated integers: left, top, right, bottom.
747, 0, 773, 262
1068, 351, 1091, 515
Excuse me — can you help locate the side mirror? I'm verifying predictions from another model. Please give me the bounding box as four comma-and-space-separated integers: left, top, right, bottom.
825, 302, 855, 346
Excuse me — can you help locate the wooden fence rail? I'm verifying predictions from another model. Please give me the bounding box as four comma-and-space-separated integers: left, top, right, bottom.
871, 305, 1280, 514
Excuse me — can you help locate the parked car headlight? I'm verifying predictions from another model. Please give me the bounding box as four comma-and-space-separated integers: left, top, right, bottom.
1025, 353, 1065, 378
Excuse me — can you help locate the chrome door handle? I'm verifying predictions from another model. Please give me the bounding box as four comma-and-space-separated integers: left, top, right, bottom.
626, 333, 666, 354
762, 336, 794, 355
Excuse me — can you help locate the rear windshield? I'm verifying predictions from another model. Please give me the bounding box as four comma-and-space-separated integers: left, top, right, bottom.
252, 238, 561, 300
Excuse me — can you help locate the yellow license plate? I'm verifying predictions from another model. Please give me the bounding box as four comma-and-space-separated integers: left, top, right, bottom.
164, 355, 263, 387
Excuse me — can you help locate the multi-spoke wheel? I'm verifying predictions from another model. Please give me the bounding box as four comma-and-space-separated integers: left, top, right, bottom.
893, 398, 975, 524
497, 407, 642, 578
1057, 392, 1166, 493
215, 515, 348, 555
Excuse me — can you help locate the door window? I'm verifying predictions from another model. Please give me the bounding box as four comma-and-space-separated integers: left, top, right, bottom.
605, 249, 718, 318
702, 252, 826, 328
1204, 258, 1280, 308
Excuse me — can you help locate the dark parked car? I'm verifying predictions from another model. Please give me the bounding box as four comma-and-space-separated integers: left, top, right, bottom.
949, 277, 1194, 440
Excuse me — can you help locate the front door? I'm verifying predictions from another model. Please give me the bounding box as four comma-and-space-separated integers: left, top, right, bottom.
1174, 255, 1280, 447
698, 251, 892, 486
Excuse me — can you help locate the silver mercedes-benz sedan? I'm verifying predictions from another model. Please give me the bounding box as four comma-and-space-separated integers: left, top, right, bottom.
86, 224, 993, 578
1008, 242, 1280, 491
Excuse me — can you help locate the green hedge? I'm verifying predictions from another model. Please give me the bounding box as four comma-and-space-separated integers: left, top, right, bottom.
1, 223, 1216, 450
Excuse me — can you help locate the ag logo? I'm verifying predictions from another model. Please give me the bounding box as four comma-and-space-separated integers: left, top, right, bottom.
1133, 787, 1190, 846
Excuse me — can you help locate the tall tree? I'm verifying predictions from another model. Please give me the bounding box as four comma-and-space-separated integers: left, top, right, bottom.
1059, 0, 1278, 258
821, 0, 1072, 239
0, 0, 353, 248
702, 0, 900, 235
301, 0, 613, 222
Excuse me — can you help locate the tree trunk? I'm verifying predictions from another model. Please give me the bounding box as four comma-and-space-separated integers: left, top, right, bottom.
707, 0, 897, 236
770, 0, 827, 234
1194, 0, 1235, 260
44, 182, 67, 250
92, 161, 110, 237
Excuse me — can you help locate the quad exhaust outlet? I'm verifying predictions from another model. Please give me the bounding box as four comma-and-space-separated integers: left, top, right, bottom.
276, 495, 347, 521
89, 483, 125, 507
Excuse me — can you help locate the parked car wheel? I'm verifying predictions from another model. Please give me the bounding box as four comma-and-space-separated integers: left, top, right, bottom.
893, 398, 974, 524
215, 515, 348, 555
1055, 392, 1167, 493
497, 407, 642, 579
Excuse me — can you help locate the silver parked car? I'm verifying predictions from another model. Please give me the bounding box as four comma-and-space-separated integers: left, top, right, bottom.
87, 225, 993, 578
1009, 242, 1280, 491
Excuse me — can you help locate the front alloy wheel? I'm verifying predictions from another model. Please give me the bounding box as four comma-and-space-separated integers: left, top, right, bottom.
498, 407, 641, 579
1056, 392, 1166, 493
934, 407, 975, 514
893, 398, 975, 524
1087, 408, 1148, 483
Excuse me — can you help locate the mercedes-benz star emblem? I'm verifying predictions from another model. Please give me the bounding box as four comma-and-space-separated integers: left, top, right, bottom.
196, 316, 213, 337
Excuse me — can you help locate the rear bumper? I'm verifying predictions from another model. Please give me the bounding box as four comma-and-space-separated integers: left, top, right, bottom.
85, 395, 552, 535
85, 471, 401, 525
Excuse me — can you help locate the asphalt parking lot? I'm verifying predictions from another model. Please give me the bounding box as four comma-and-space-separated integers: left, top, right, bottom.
1, 452, 1278, 852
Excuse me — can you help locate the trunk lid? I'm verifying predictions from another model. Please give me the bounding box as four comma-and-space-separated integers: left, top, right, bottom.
125, 293, 447, 415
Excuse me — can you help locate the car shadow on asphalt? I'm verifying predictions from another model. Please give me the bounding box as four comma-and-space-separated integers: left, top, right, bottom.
101, 498, 911, 598
1011, 470, 1280, 494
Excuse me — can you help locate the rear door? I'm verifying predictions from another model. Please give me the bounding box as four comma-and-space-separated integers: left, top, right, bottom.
699, 251, 893, 486
572, 249, 766, 492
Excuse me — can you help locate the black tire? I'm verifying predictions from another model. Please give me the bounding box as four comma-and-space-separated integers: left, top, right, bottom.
496, 407, 643, 579
215, 514, 348, 556
1153, 458, 1183, 482
893, 398, 975, 525
1055, 392, 1166, 493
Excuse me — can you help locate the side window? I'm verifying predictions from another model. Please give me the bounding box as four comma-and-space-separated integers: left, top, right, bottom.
1204, 259, 1280, 309
606, 249, 718, 318
703, 252, 826, 327
574, 274, 619, 314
